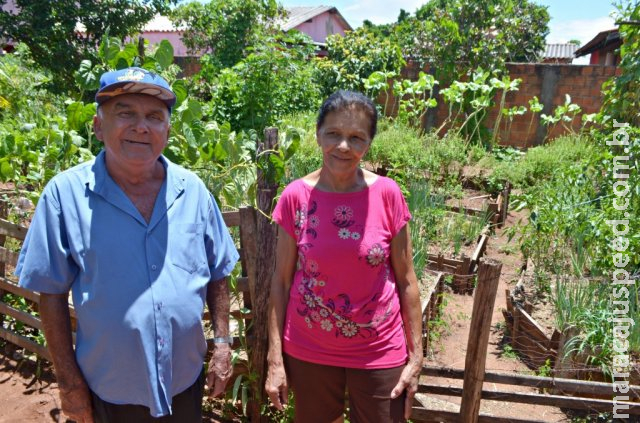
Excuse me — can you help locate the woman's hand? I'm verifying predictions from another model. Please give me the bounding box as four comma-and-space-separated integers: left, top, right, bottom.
390, 357, 423, 419
265, 360, 289, 410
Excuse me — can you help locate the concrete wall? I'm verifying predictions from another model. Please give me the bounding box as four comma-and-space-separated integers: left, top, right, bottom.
395, 62, 619, 148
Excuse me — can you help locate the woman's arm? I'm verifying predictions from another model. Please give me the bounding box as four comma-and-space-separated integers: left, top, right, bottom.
265, 226, 298, 410
389, 223, 424, 419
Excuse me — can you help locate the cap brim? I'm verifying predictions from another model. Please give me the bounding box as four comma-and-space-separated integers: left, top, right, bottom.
96, 81, 176, 109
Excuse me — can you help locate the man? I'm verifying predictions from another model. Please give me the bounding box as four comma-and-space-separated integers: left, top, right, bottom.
16, 67, 239, 422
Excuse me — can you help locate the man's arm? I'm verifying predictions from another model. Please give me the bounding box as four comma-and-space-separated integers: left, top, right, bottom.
205, 277, 232, 397
40, 293, 94, 423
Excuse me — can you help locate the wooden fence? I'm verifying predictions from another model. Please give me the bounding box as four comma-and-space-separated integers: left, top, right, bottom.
412, 259, 640, 422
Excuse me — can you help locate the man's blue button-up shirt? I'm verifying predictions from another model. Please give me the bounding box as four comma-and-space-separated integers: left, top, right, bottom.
16, 151, 239, 417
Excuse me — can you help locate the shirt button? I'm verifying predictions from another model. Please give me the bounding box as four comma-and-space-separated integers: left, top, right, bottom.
156, 302, 163, 311
151, 264, 157, 271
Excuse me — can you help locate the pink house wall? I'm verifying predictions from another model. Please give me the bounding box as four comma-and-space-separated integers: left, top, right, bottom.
294, 12, 349, 43
139, 32, 189, 57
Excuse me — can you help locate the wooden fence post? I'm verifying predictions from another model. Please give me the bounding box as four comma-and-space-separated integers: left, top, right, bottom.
250, 127, 279, 422
460, 258, 502, 423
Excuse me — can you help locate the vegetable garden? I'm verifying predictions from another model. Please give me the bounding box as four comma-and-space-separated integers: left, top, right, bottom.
1, 0, 639, 421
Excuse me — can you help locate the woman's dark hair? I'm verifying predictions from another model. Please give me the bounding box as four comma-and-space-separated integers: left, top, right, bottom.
316, 90, 378, 139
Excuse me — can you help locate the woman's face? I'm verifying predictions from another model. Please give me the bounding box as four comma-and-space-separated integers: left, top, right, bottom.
316, 107, 373, 177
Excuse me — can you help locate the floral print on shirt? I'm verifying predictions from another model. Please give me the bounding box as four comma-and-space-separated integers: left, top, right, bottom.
289, 202, 393, 340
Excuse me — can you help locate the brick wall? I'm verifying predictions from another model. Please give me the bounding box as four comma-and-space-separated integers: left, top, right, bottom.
390, 62, 619, 148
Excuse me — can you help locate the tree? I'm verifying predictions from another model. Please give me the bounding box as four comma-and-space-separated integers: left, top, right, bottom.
170, 0, 283, 72
370, 0, 550, 83
0, 0, 174, 93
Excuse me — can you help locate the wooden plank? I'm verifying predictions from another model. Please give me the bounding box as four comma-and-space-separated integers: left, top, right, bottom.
516, 307, 552, 345
0, 277, 77, 320
418, 383, 640, 414
204, 309, 254, 321
0, 276, 41, 304
0, 218, 28, 241
513, 332, 554, 368
239, 206, 258, 309
471, 234, 488, 265
484, 388, 640, 413
0, 301, 43, 331
0, 246, 19, 268
221, 211, 241, 228
427, 253, 465, 267
0, 326, 51, 361
460, 258, 502, 423
411, 407, 545, 423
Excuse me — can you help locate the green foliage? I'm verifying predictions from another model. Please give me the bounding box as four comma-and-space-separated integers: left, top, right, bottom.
486, 134, 599, 190
0, 46, 94, 195
601, 1, 640, 126
171, 0, 282, 72
0, 0, 173, 93
203, 32, 321, 134
392, 71, 438, 128
280, 112, 322, 182
540, 94, 582, 138
314, 28, 405, 97
384, 0, 550, 83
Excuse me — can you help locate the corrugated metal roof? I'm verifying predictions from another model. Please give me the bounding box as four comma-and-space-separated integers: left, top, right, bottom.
543, 43, 579, 60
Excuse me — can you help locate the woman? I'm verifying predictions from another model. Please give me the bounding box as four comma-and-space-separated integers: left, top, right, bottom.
265, 90, 423, 423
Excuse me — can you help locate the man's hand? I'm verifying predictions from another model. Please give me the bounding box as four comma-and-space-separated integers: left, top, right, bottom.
59, 381, 94, 423
206, 343, 233, 397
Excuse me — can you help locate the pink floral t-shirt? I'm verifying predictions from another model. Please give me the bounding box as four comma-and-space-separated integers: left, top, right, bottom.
272, 176, 411, 369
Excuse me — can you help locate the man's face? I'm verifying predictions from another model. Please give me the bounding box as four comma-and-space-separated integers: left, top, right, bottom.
94, 93, 170, 171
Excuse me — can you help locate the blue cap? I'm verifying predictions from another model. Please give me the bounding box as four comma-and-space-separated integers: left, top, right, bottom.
95, 67, 176, 111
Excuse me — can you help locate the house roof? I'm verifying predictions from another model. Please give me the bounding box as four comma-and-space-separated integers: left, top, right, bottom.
281, 6, 352, 31
574, 28, 621, 57
542, 43, 579, 60
140, 6, 353, 34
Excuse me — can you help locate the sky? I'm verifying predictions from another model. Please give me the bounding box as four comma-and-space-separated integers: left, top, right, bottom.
279, 0, 618, 47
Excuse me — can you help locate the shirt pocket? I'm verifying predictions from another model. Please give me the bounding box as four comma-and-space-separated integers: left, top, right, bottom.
171, 223, 206, 274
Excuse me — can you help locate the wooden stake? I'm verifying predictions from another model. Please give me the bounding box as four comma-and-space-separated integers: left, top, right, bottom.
460, 258, 502, 422
250, 127, 279, 423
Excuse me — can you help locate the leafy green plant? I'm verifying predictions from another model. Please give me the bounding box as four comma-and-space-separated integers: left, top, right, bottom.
392, 71, 438, 128
204, 31, 320, 135
540, 94, 582, 140
314, 28, 405, 97
491, 75, 522, 147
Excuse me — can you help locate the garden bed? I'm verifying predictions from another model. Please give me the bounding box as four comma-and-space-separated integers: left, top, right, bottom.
503, 268, 640, 401
444, 182, 510, 227
418, 270, 445, 356
425, 223, 490, 294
